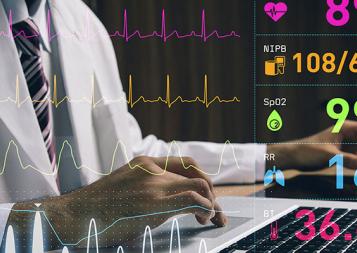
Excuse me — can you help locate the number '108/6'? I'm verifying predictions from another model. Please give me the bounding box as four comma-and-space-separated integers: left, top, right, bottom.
327, 0, 357, 26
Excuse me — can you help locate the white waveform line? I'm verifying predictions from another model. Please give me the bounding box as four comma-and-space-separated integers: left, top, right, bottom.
0, 139, 240, 177
117, 246, 125, 253
87, 219, 99, 253
141, 218, 184, 253
33, 211, 45, 253
5, 226, 15, 253
143, 226, 154, 253
83, 218, 207, 253
169, 218, 181, 253
198, 239, 208, 253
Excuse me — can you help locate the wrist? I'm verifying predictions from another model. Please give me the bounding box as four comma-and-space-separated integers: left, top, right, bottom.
6, 202, 36, 251
6, 196, 71, 251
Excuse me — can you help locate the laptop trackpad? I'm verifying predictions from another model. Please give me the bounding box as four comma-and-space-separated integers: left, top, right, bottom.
145, 215, 251, 252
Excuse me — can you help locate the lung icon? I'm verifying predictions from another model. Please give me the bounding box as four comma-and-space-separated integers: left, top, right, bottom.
264, 166, 285, 186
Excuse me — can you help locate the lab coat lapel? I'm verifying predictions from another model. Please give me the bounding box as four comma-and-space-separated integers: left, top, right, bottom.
0, 2, 59, 193
49, 0, 102, 185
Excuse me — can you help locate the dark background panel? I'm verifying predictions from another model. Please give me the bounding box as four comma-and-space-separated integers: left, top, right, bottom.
84, 0, 254, 143
83, 0, 357, 143
256, 87, 357, 143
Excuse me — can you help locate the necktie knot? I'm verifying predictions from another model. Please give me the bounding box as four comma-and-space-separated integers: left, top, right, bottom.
12, 18, 41, 52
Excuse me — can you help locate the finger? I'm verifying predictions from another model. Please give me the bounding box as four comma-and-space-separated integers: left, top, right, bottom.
165, 191, 215, 225
153, 157, 214, 193
127, 156, 165, 175
165, 177, 222, 226
342, 152, 357, 170
166, 178, 215, 203
210, 202, 227, 227
341, 121, 357, 141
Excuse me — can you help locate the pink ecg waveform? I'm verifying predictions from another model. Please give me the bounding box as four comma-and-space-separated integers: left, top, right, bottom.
1, 9, 240, 42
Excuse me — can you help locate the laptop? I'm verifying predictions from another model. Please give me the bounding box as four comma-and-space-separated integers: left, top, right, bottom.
49, 196, 357, 253
144, 196, 357, 253
139, 175, 357, 253
50, 175, 357, 253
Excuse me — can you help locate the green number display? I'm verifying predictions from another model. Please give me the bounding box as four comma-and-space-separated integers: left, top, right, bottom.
326, 98, 352, 133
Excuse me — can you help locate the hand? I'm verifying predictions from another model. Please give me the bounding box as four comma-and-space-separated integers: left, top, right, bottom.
8, 156, 226, 250
267, 120, 357, 171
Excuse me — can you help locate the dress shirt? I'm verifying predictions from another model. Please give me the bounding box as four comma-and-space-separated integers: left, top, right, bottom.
0, 0, 268, 245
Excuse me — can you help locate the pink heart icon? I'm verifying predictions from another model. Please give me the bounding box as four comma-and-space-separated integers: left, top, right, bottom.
264, 2, 288, 22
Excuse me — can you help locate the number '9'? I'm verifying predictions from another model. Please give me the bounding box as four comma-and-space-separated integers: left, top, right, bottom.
326, 98, 349, 133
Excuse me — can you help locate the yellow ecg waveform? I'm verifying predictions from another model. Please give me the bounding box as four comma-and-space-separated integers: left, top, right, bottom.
0, 140, 240, 177
128, 75, 240, 108
0, 75, 240, 108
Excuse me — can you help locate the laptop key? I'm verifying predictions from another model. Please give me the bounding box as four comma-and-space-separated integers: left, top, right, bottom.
294, 237, 328, 251
296, 238, 330, 251
331, 208, 349, 217
270, 244, 297, 253
319, 248, 336, 253
313, 208, 332, 218
295, 248, 314, 253
345, 242, 357, 253
252, 241, 279, 251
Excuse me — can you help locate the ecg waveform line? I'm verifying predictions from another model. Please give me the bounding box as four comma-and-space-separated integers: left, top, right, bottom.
265, 7, 286, 17
0, 75, 240, 108
0, 139, 240, 176
128, 75, 240, 108
118, 9, 240, 42
1, 9, 240, 42
2, 205, 240, 252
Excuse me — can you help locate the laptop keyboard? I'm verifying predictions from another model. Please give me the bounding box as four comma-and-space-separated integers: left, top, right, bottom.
220, 207, 357, 253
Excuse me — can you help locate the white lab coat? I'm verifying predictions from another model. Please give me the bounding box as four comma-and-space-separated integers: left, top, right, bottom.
0, 0, 266, 241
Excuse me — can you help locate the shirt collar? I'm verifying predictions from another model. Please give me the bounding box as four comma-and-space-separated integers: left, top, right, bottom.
2, 0, 51, 52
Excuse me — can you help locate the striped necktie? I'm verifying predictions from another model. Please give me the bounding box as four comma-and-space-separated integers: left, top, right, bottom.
12, 19, 58, 181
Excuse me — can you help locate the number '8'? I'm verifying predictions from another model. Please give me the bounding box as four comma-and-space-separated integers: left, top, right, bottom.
326, 0, 350, 27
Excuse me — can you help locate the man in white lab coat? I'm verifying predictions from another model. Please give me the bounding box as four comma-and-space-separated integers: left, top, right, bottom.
1, 0, 357, 251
